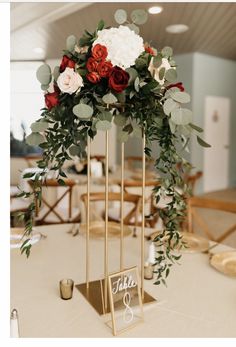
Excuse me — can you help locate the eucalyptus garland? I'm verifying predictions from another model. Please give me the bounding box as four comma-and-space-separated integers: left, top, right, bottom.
16, 9, 209, 284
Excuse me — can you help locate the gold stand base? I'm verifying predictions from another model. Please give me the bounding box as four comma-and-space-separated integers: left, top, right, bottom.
76, 279, 156, 316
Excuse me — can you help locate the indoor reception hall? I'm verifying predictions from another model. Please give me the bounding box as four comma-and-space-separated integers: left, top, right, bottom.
7, 0, 236, 342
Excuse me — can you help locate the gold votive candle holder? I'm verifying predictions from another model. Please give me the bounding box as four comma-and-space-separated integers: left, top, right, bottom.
144, 262, 154, 280
59, 279, 74, 300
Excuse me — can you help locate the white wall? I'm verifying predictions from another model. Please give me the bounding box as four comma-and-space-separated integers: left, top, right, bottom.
175, 52, 236, 193
11, 61, 44, 140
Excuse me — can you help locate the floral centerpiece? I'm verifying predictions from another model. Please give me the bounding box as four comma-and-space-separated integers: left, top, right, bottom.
18, 9, 209, 285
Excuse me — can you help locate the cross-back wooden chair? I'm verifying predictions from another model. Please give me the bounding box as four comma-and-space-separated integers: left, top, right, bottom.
24, 154, 43, 168
81, 192, 141, 227
29, 178, 80, 225
125, 156, 154, 171
188, 196, 236, 243
121, 179, 161, 228
186, 171, 203, 195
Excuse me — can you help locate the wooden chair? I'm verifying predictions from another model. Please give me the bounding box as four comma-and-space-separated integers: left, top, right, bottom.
24, 154, 43, 168
121, 179, 161, 228
81, 192, 141, 227
125, 156, 154, 171
29, 178, 80, 225
186, 171, 203, 195
188, 196, 236, 242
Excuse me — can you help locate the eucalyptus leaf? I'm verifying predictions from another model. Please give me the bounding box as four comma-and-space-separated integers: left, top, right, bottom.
66, 35, 77, 52
163, 98, 179, 115
102, 93, 117, 105
114, 9, 127, 24
171, 91, 190, 103
161, 46, 173, 57
165, 68, 177, 83
118, 131, 129, 143
126, 23, 140, 34
41, 84, 49, 91
134, 77, 140, 92
126, 67, 138, 84
159, 67, 165, 80
69, 145, 80, 156
171, 108, 192, 125
53, 66, 60, 81
98, 111, 113, 122
73, 104, 93, 119
189, 123, 203, 133
133, 126, 142, 138
197, 136, 211, 148
30, 121, 49, 133
114, 114, 127, 127
95, 120, 112, 131
36, 64, 52, 86
153, 54, 162, 68
168, 119, 177, 134
131, 9, 148, 25
26, 133, 45, 146
116, 91, 126, 103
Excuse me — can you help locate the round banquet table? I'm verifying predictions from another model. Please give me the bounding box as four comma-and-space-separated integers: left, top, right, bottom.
11, 224, 236, 337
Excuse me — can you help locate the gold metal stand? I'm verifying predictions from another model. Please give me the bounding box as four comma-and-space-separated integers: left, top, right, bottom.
104, 130, 109, 312
141, 133, 145, 300
86, 135, 90, 289
76, 127, 156, 317
120, 141, 124, 271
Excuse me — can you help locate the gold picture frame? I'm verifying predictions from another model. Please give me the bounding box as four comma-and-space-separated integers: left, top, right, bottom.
107, 266, 144, 336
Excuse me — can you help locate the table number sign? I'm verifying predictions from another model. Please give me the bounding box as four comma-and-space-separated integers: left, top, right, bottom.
108, 266, 143, 335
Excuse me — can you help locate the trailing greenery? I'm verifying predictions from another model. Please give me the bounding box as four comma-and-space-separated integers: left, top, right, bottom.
17, 9, 209, 285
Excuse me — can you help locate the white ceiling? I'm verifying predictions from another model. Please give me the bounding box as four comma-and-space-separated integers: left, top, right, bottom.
11, 2, 236, 61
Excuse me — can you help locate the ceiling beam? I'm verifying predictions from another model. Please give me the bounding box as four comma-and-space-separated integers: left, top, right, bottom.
11, 2, 92, 32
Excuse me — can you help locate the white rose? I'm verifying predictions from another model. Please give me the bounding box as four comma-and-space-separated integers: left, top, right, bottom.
57, 67, 83, 94
148, 58, 171, 85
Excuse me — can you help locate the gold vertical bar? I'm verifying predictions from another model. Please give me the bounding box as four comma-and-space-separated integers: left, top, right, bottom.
86, 135, 90, 289
120, 142, 124, 271
141, 131, 145, 301
104, 130, 109, 312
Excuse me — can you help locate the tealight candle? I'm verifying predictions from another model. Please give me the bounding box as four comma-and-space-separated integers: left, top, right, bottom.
144, 262, 154, 280
59, 279, 74, 300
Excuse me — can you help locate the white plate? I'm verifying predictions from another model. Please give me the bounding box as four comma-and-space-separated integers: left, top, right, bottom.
10, 228, 41, 249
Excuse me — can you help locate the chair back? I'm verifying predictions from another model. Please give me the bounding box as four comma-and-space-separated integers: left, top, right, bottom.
81, 192, 141, 226
188, 196, 236, 242
29, 178, 79, 224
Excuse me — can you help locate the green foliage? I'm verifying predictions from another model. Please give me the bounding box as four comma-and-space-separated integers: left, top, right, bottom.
26, 133, 45, 146
73, 104, 93, 119
36, 64, 52, 86
66, 35, 77, 52
114, 9, 127, 24
17, 15, 210, 287
102, 93, 117, 105
131, 9, 148, 25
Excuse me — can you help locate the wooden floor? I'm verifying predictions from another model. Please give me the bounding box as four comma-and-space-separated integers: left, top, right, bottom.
193, 188, 236, 248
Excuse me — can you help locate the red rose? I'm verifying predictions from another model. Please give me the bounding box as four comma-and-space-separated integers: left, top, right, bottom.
166, 82, 185, 92
86, 72, 101, 84
45, 91, 59, 110
108, 66, 129, 93
97, 61, 112, 78
145, 46, 155, 56
92, 44, 108, 61
86, 57, 99, 72
60, 55, 76, 72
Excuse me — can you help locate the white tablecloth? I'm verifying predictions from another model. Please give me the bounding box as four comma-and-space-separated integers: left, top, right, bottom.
11, 224, 236, 337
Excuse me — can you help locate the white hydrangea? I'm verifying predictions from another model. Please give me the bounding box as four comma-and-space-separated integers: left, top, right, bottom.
148, 57, 171, 85
93, 25, 144, 69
